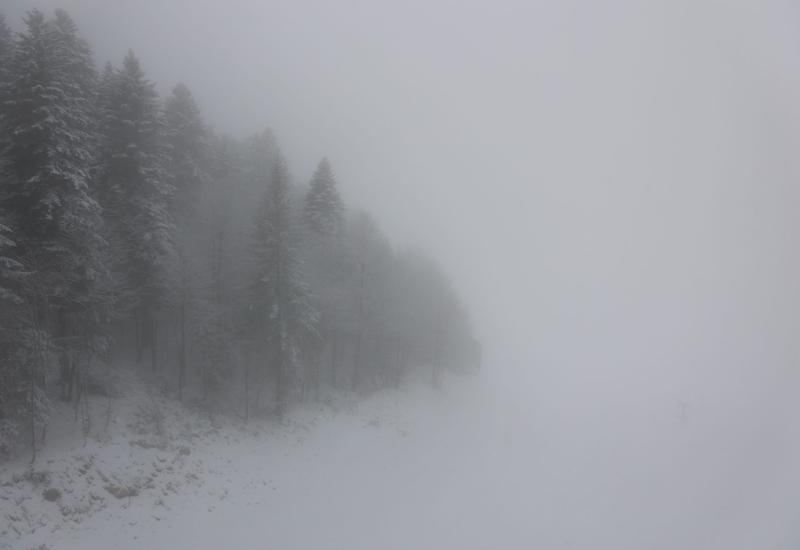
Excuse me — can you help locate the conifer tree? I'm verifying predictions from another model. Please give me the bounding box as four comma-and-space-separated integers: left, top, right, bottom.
0, 16, 24, 451
250, 154, 318, 415
0, 14, 13, 102
0, 13, 18, 310
0, 223, 22, 305
163, 82, 208, 397
1, 9, 108, 400
0, 8, 479, 458
0, 222, 23, 451
302, 158, 346, 391
100, 50, 173, 370
163, 82, 208, 217
0, 14, 11, 65
303, 158, 344, 238
0, 14, 14, 176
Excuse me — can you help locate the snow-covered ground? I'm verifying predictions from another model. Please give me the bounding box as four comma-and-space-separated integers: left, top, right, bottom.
2, 364, 799, 550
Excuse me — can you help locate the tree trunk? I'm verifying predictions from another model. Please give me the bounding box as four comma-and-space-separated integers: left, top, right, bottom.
243, 347, 250, 424
135, 310, 143, 364
178, 290, 186, 400
352, 332, 362, 392
275, 342, 285, 418
58, 310, 71, 401
29, 368, 36, 464
330, 331, 339, 388
351, 260, 366, 392
67, 357, 77, 403
151, 314, 158, 373
59, 353, 70, 401
314, 352, 321, 402
393, 337, 402, 388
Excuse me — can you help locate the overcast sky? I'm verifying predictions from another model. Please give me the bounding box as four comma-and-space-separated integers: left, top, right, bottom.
5, 0, 800, 408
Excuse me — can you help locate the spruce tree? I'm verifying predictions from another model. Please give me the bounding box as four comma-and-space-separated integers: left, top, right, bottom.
0, 13, 18, 310
0, 15, 22, 451
303, 158, 344, 237
0, 15, 13, 92
0, 14, 10, 56
302, 158, 346, 391
163, 82, 208, 397
1, 9, 108, 400
163, 82, 208, 216
0, 223, 22, 305
100, 50, 173, 369
0, 14, 14, 178
250, 153, 317, 416
0, 222, 22, 451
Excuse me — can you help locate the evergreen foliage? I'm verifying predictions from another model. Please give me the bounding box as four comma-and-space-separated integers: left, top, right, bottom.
0, 8, 479, 458
304, 158, 343, 238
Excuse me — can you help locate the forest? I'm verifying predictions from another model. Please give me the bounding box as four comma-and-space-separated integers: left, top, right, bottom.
0, 8, 480, 460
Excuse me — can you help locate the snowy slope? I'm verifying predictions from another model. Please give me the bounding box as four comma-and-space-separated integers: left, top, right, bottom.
2, 365, 799, 550
0, 367, 482, 550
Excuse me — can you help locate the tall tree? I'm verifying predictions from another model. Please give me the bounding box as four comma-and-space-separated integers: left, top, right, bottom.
347, 211, 394, 391
0, 13, 14, 103
0, 14, 11, 65
0, 222, 27, 453
100, 50, 173, 370
249, 154, 317, 416
303, 158, 344, 238
163, 82, 208, 398
163, 82, 208, 217
1, 9, 108, 400
0, 224, 22, 305
301, 158, 347, 392
0, 14, 14, 177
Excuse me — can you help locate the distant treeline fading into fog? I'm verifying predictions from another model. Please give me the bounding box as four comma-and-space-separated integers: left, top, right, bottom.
0, 9, 480, 459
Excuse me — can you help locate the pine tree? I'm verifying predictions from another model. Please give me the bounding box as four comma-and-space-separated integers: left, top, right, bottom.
0, 222, 46, 456
0, 14, 14, 181
250, 153, 318, 416
1, 9, 104, 289
163, 82, 208, 217
0, 13, 13, 99
51, 9, 96, 103
303, 158, 344, 237
0, 17, 23, 451
163, 82, 209, 398
0, 223, 23, 449
51, 8, 114, 392
94, 62, 118, 209
192, 134, 242, 407
1, 9, 109, 400
346, 211, 396, 391
204, 134, 241, 309
0, 223, 22, 305
0, 14, 13, 90
301, 158, 347, 392
100, 50, 173, 370
0, 14, 10, 53
239, 129, 278, 233
0, 8, 479, 458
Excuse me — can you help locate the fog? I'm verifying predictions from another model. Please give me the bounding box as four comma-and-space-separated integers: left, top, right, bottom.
3, 0, 800, 548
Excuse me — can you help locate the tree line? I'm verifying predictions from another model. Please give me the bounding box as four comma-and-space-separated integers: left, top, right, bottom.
0, 9, 480, 458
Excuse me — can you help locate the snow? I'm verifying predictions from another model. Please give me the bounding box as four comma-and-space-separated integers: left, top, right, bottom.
2, 366, 799, 550
1, 367, 469, 550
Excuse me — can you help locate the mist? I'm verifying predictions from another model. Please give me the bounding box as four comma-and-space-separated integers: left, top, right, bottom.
1, 1, 800, 549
